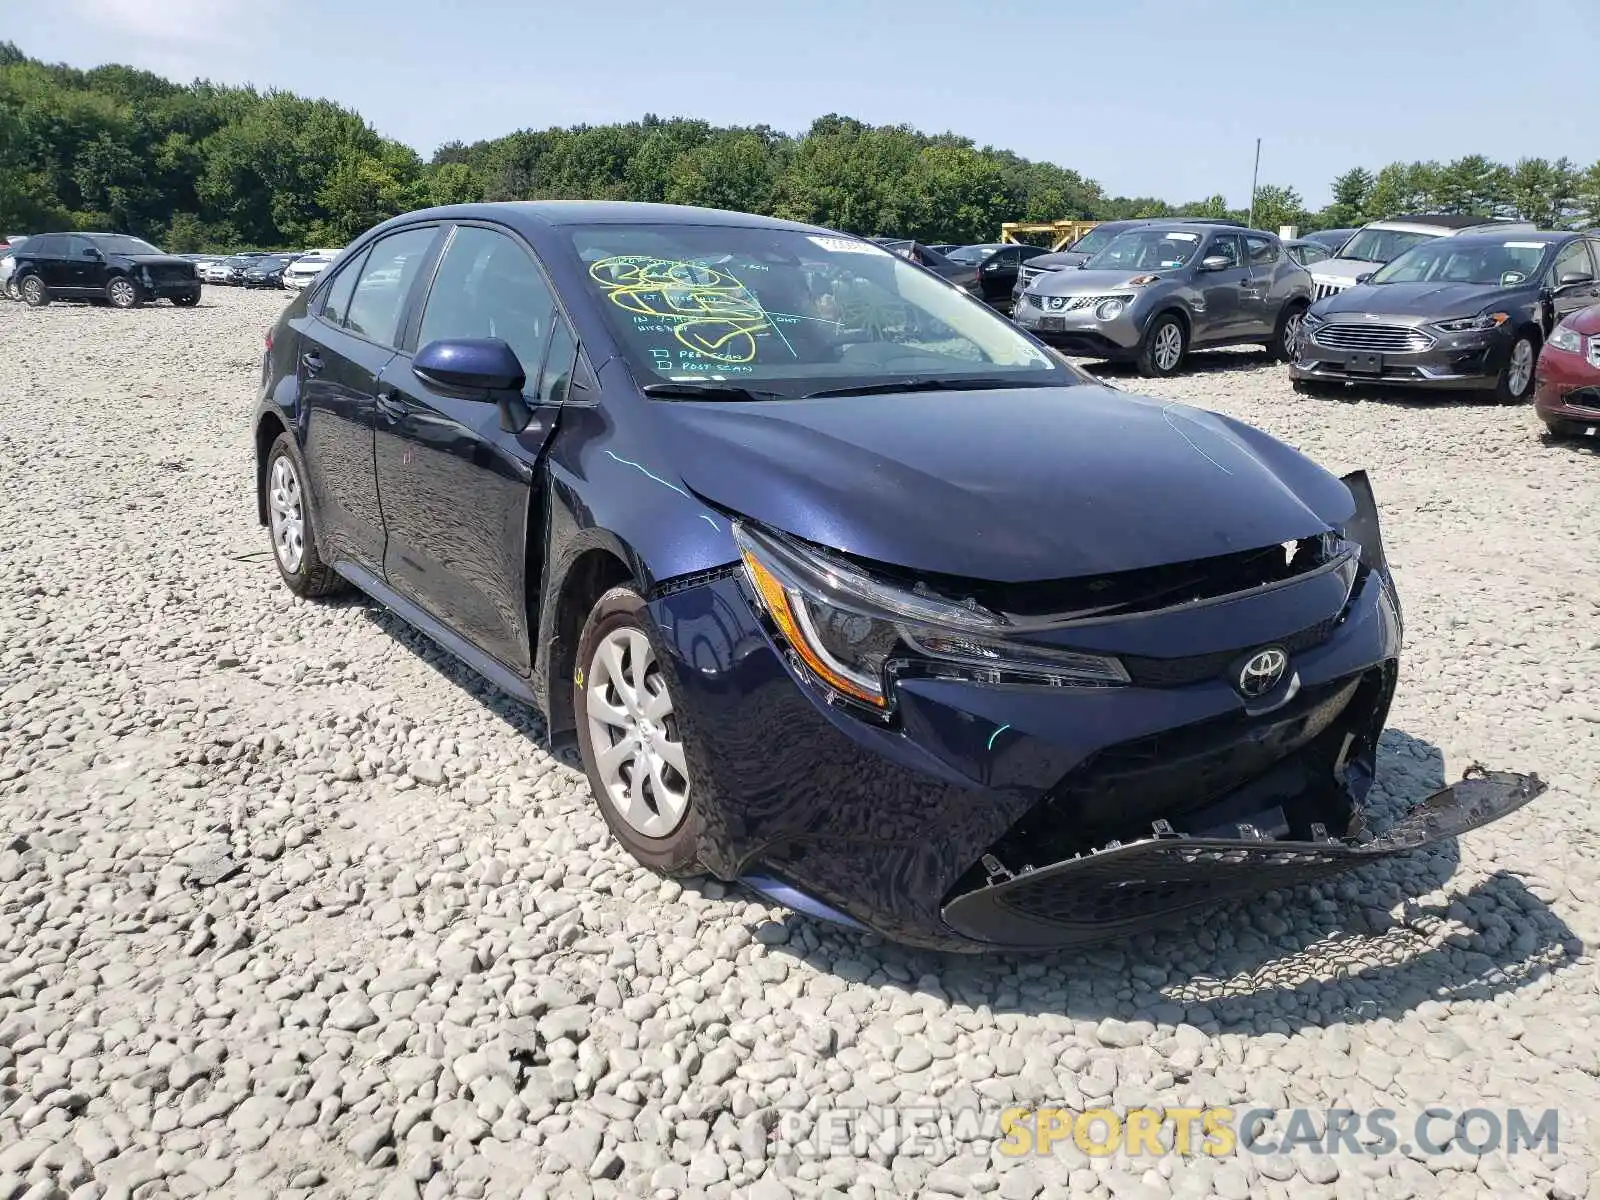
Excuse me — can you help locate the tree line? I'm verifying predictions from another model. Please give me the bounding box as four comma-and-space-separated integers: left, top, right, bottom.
4, 42, 1599, 252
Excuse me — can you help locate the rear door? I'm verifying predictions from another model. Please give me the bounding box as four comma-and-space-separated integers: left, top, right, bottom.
294, 224, 443, 575
1192, 233, 1249, 343
372, 221, 571, 672
21, 235, 68, 290
1241, 234, 1286, 337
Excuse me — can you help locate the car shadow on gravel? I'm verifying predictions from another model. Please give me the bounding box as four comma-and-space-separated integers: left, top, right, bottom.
1082, 349, 1278, 379
1540, 429, 1600, 457
356, 600, 1578, 1033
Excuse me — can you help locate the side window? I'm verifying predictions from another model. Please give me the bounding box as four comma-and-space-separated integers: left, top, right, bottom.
342, 227, 439, 347
26, 234, 64, 256
1301, 245, 1330, 265
317, 248, 367, 327
1245, 234, 1279, 265
997, 247, 1021, 266
416, 225, 556, 392
68, 236, 97, 259
537, 320, 579, 404
1206, 235, 1243, 269
1552, 240, 1595, 284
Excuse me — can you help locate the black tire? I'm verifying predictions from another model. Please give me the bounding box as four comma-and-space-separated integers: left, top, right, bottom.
171, 292, 200, 307
1135, 312, 1187, 377
106, 276, 142, 309
1493, 332, 1538, 405
573, 585, 702, 876
264, 433, 343, 598
19, 275, 48, 307
1269, 302, 1308, 363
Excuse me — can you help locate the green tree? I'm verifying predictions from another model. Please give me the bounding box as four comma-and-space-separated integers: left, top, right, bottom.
1250, 184, 1305, 232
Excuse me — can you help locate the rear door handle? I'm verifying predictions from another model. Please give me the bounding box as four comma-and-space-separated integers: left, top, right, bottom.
300, 351, 323, 375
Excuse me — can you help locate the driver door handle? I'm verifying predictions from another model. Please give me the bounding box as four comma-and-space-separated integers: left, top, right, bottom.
301, 351, 323, 375
374, 387, 405, 419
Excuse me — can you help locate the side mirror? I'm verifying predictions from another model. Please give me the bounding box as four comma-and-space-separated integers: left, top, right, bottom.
1557, 271, 1594, 290
413, 338, 525, 395
82, 247, 102, 258
1199, 255, 1232, 272
982, 261, 1000, 272
414, 338, 532, 432
1355, 272, 1374, 285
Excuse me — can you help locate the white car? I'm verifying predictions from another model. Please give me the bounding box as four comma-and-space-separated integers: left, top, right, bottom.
0, 251, 16, 300
1308, 216, 1537, 301
283, 249, 342, 290
200, 259, 232, 284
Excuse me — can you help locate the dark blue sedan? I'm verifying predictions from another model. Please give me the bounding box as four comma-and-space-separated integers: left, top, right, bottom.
252, 202, 1540, 951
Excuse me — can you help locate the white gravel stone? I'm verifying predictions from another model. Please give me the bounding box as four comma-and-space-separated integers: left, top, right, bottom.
0, 289, 1596, 1200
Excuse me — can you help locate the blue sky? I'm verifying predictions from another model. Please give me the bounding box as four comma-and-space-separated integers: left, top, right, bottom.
8, 0, 1599, 208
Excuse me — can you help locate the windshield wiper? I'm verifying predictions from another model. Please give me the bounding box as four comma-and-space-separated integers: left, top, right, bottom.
803, 377, 1061, 399
641, 382, 786, 402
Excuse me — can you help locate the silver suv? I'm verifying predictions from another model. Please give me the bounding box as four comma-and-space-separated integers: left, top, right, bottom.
1308, 214, 1536, 302
1012, 222, 1313, 376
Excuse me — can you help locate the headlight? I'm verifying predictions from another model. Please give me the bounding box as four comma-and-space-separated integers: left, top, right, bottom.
1549, 324, 1583, 353
732, 522, 1129, 712
1095, 297, 1126, 320
1301, 310, 1325, 330
1433, 312, 1509, 334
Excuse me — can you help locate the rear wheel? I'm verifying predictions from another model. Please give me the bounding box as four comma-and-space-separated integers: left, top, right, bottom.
171, 292, 200, 307
1135, 313, 1187, 377
1269, 303, 1308, 363
1493, 333, 1538, 404
265, 433, 343, 598
574, 586, 701, 876
107, 277, 142, 309
19, 275, 48, 307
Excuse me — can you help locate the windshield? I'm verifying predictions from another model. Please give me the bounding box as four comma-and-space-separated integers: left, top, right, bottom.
1083, 229, 1202, 272
1369, 239, 1550, 287
563, 224, 1066, 397
88, 235, 161, 255
1336, 228, 1437, 265
1066, 225, 1122, 256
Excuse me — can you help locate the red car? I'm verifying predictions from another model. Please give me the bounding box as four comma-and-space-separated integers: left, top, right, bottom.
1535, 302, 1600, 438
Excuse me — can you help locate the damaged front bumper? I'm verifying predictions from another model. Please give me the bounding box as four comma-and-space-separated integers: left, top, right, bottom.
942, 766, 1546, 949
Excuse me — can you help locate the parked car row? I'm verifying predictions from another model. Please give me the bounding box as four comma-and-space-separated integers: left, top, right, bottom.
247, 198, 1542, 952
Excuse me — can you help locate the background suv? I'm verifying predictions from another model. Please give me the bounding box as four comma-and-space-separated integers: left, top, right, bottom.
1012, 218, 1248, 308
10, 232, 201, 307
1014, 222, 1312, 375
1308, 215, 1536, 302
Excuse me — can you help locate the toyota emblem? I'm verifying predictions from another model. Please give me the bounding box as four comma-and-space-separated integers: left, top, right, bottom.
1237, 647, 1288, 697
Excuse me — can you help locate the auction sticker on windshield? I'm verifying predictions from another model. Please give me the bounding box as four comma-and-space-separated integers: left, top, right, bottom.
1504, 241, 1547, 249
808, 236, 890, 255
1164, 233, 1200, 241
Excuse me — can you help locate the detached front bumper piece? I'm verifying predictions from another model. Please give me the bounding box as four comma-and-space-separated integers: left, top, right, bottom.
942, 766, 1545, 949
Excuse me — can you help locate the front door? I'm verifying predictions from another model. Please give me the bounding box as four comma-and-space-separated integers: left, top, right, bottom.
1193, 233, 1249, 343
1548, 240, 1600, 332
65, 236, 105, 294
373, 222, 570, 672
294, 224, 443, 575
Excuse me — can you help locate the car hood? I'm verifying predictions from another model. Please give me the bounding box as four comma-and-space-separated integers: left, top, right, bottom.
1311, 257, 1384, 284
1030, 268, 1176, 297
1316, 281, 1525, 320
120, 253, 195, 268
656, 385, 1354, 582
1028, 251, 1090, 270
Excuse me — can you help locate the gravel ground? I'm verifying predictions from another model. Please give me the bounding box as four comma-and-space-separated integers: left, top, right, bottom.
1, 285, 1597, 1200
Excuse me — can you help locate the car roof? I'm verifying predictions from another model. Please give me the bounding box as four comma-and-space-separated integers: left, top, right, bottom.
396, 200, 826, 236
1132, 220, 1263, 236
1429, 230, 1571, 247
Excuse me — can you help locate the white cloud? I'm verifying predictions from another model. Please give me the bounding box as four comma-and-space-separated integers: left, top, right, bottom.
66, 0, 273, 50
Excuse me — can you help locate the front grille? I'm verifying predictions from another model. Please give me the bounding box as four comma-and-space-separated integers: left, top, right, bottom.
1313, 281, 1349, 301
1312, 322, 1434, 354
1121, 615, 1339, 688
1565, 387, 1600, 413
150, 265, 194, 284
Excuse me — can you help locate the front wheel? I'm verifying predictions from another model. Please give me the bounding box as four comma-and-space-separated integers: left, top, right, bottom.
1135, 313, 1187, 377
1493, 333, 1538, 404
1269, 303, 1308, 363
19, 275, 48, 307
574, 586, 701, 876
106, 277, 142, 309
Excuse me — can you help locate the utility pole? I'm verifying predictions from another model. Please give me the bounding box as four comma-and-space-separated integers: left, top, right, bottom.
1247, 137, 1262, 230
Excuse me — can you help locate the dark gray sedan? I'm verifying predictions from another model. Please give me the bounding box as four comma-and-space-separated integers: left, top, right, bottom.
1012, 223, 1313, 376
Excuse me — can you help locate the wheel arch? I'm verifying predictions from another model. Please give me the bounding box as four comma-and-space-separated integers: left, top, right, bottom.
538, 536, 643, 750
254, 410, 290, 526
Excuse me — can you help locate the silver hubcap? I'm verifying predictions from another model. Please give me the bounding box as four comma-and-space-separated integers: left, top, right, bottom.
1154, 323, 1183, 371
1283, 312, 1303, 357
110, 281, 134, 306
586, 627, 689, 838
23, 279, 41, 302
1507, 339, 1534, 396
268, 455, 305, 574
